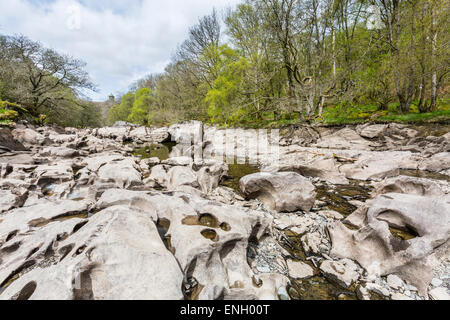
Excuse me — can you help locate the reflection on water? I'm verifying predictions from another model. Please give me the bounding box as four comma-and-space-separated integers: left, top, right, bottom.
220, 162, 260, 196
132, 142, 176, 160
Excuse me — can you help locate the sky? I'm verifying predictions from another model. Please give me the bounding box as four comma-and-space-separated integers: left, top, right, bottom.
0, 0, 241, 101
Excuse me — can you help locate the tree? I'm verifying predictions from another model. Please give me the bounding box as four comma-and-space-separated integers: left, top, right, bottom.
107, 92, 134, 125
0, 34, 96, 116
205, 45, 250, 125
128, 88, 157, 125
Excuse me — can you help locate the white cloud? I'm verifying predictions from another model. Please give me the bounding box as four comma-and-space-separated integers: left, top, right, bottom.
0, 0, 241, 101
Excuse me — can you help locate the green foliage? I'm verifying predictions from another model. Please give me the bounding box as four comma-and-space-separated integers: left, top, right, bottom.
205, 45, 251, 125
128, 88, 156, 125
107, 88, 159, 126
107, 92, 135, 125
0, 34, 100, 127
0, 100, 27, 124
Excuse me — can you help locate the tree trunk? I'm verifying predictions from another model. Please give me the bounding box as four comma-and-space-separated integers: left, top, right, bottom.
418, 76, 426, 112
378, 103, 388, 111
430, 6, 438, 111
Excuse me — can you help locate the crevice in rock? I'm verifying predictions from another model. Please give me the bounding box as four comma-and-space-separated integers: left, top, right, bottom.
15, 281, 37, 300
0, 259, 36, 290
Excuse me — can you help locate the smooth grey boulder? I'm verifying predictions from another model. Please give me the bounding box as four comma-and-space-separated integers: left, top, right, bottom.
94, 188, 158, 221
327, 193, 450, 296
269, 157, 349, 185
312, 128, 371, 150
47, 134, 76, 144
319, 259, 361, 289
145, 164, 169, 188
240, 172, 316, 212
162, 156, 193, 166
0, 199, 89, 242
372, 175, 444, 197
0, 189, 24, 213
40, 147, 79, 158
0, 205, 184, 300
142, 191, 277, 300
168, 120, 203, 145
129, 126, 169, 143
356, 124, 388, 139
196, 160, 227, 194
338, 151, 417, 181
167, 166, 199, 190
97, 158, 142, 189
286, 260, 314, 279
419, 152, 450, 172
0, 128, 27, 152
11, 128, 45, 146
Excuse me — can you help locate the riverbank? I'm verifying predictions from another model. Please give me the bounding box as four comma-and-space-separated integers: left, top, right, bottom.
0, 120, 448, 300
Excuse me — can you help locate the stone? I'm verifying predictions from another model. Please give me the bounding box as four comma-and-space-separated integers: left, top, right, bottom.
428, 287, 450, 300
34, 164, 74, 185
11, 128, 46, 145
271, 157, 349, 185
129, 126, 169, 143
40, 146, 79, 158
144, 164, 168, 188
0, 199, 89, 243
391, 292, 414, 300
1, 121, 449, 301
167, 166, 199, 190
431, 278, 443, 287
47, 134, 76, 144
339, 154, 401, 181
0, 128, 27, 152
301, 232, 323, 255
253, 273, 289, 300
161, 156, 193, 166
0, 205, 184, 300
372, 175, 444, 197
94, 189, 158, 220
312, 128, 372, 150
387, 274, 404, 290
196, 161, 227, 194
319, 259, 360, 289
97, 158, 142, 189
286, 260, 314, 279
0, 189, 22, 213
145, 164, 169, 188
365, 283, 390, 297
240, 172, 316, 212
0, 153, 35, 165
319, 210, 344, 220
328, 193, 450, 296
419, 152, 450, 172
140, 157, 160, 167
358, 124, 388, 139
168, 121, 203, 145
129, 191, 274, 300
356, 285, 371, 300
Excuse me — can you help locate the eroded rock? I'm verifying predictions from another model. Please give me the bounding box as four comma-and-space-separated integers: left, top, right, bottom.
240, 172, 316, 212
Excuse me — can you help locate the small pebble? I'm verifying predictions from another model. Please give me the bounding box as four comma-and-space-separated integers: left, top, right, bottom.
431, 278, 443, 287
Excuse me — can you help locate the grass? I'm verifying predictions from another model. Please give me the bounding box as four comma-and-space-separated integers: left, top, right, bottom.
229, 98, 450, 128
321, 99, 450, 125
